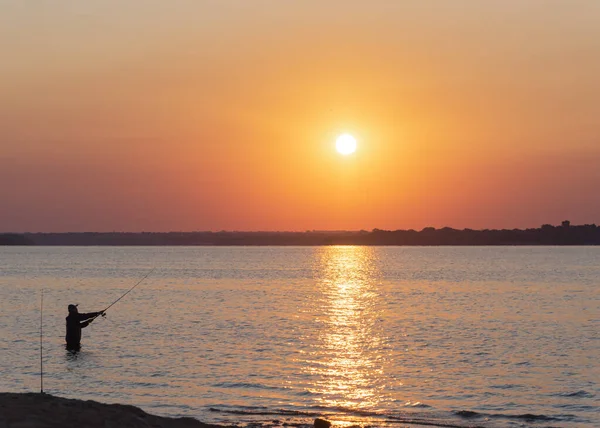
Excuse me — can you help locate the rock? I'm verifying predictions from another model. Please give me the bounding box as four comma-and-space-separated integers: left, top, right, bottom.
314, 418, 331, 428
0, 393, 232, 428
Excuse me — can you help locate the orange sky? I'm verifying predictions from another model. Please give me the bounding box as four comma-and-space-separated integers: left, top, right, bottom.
1, 1, 600, 232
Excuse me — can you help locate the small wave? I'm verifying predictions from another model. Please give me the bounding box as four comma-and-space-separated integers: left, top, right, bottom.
404, 401, 431, 408
213, 404, 393, 421
502, 413, 563, 422
312, 405, 382, 418
454, 409, 568, 422
556, 390, 594, 398
453, 410, 480, 419
209, 407, 320, 417
131, 381, 173, 388
212, 381, 285, 391
388, 414, 486, 428
553, 404, 596, 411
490, 384, 522, 390
296, 390, 317, 397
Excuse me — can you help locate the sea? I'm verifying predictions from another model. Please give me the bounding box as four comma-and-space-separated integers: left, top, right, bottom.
0, 246, 598, 427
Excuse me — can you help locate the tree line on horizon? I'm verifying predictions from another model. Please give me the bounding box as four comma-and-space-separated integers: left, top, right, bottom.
1, 221, 600, 246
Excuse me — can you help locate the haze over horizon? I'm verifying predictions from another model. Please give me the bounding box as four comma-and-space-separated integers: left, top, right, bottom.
2, 1, 600, 233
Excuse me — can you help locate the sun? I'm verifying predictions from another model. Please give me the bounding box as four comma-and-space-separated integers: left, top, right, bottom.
336, 134, 357, 155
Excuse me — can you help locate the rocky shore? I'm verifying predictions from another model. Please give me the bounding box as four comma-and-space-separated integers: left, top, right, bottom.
0, 392, 229, 428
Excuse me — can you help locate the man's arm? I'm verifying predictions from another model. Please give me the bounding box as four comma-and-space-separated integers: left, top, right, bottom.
80, 320, 92, 328
78, 311, 104, 321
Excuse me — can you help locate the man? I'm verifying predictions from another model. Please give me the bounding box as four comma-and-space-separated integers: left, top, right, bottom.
65, 304, 105, 350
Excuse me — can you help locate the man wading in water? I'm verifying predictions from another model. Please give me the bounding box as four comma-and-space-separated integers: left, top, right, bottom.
65, 304, 105, 350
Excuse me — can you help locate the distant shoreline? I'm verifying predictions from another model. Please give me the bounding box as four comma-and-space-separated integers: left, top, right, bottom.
2, 221, 600, 246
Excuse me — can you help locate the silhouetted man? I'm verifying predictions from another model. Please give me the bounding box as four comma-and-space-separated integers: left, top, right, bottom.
65, 304, 104, 350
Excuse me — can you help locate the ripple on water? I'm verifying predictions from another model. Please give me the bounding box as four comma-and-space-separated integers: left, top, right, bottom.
555, 390, 595, 398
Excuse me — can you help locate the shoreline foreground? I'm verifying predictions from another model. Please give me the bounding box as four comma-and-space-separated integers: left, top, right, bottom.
0, 392, 229, 428
0, 393, 334, 428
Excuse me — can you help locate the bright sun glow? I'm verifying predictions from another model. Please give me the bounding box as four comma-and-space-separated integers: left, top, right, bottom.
336, 134, 357, 155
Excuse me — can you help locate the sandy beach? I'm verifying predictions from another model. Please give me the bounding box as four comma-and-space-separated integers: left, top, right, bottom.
0, 393, 229, 428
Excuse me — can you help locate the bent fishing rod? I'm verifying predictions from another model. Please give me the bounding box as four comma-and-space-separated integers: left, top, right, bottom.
90, 268, 155, 323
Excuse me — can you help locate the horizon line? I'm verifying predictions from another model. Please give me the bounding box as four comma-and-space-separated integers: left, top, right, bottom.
4, 221, 595, 235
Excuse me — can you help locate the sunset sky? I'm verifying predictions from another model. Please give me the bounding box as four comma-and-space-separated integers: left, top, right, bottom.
2, 1, 600, 232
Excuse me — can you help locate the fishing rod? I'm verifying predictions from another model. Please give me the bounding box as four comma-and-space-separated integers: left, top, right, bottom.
40, 289, 44, 394
90, 268, 155, 323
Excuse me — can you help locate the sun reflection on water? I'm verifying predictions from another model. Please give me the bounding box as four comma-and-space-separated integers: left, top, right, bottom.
305, 246, 388, 412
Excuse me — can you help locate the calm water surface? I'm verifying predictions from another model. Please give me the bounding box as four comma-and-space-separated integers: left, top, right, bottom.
0, 247, 598, 427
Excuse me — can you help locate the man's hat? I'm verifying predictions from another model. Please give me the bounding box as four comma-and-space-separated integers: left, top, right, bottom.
68, 304, 78, 311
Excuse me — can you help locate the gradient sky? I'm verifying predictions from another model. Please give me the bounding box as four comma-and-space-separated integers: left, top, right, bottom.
1, 1, 600, 232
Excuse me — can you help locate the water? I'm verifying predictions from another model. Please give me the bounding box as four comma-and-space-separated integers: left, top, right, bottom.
0, 246, 598, 427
